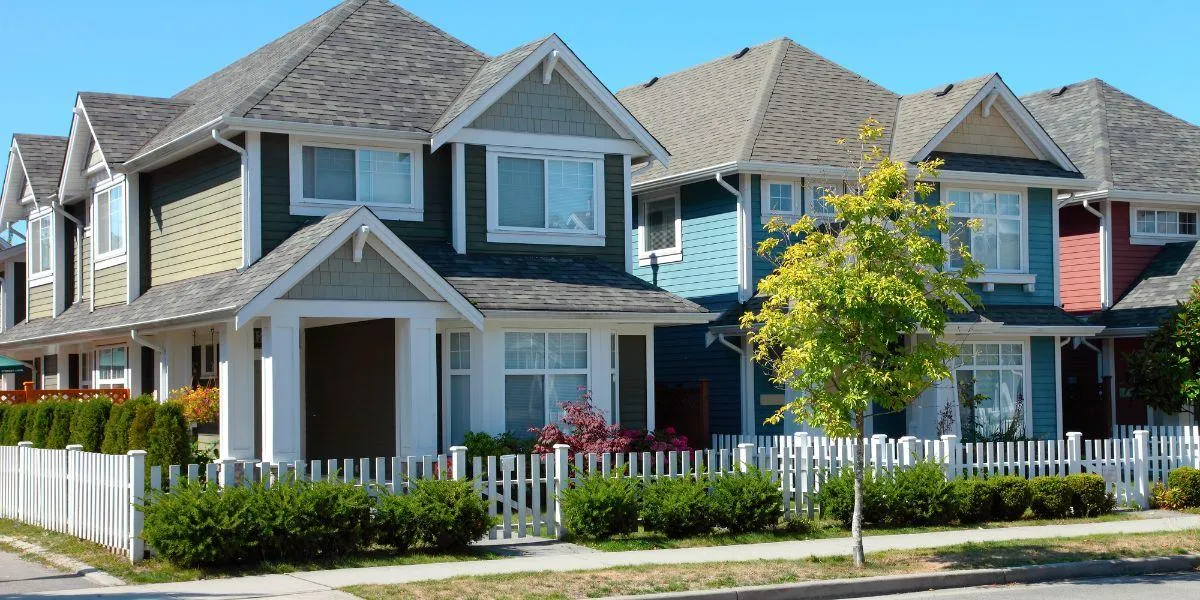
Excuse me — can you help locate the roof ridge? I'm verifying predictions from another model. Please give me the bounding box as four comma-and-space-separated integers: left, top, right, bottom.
78, 91, 188, 104
785, 38, 900, 97
736, 39, 789, 162
1090, 79, 1115, 186
386, 1, 488, 60
614, 38, 783, 95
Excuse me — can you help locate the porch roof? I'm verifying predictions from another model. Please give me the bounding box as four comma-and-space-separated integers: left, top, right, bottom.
1092, 240, 1200, 332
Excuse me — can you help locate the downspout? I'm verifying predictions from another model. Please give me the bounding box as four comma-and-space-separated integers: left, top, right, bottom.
715, 172, 751, 302
50, 198, 85, 307
1080, 198, 1111, 309
211, 130, 251, 269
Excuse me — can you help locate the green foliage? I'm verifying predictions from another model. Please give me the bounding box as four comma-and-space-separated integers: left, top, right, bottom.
26, 402, 56, 447
409, 478, 492, 550
252, 477, 374, 559
125, 396, 157, 451
710, 468, 781, 533
0, 403, 30, 445
147, 402, 190, 470
885, 461, 956, 526
141, 481, 255, 567
461, 431, 532, 459
45, 402, 77, 449
373, 492, 418, 551
1167, 466, 1200, 508
69, 399, 111, 452
818, 468, 882, 528
559, 472, 640, 540
1125, 281, 1200, 417
100, 402, 132, 454
1065, 474, 1115, 517
1151, 482, 1184, 510
1028, 476, 1072, 519
987, 476, 1031, 521
640, 476, 715, 537
952, 478, 994, 524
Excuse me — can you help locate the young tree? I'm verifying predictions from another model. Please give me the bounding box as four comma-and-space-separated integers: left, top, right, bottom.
1125, 281, 1200, 418
742, 120, 981, 566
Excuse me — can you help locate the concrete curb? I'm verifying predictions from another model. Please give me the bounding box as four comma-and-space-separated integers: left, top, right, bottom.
603, 554, 1200, 600
0, 534, 125, 587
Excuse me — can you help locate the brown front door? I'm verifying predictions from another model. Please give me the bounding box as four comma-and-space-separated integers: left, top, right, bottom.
304, 319, 395, 461
1060, 343, 1107, 439
618, 335, 648, 431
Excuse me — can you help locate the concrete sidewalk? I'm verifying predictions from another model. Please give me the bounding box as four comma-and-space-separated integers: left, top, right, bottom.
26, 513, 1200, 599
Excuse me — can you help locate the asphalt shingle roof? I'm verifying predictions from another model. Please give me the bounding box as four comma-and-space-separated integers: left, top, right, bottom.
891, 74, 994, 163
1022, 79, 1200, 195
1094, 241, 1200, 329
11, 135, 67, 200
929, 152, 1082, 179
79, 93, 191, 165
712, 298, 1088, 333
433, 37, 548, 133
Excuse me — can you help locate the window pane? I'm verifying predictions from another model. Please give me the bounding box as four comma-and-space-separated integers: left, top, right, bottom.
1181, 212, 1197, 236
546, 160, 594, 230
504, 332, 545, 369
498, 157, 545, 228
972, 192, 997, 215
450, 374, 470, 445
975, 218, 999, 269
998, 219, 1021, 270
645, 199, 676, 251
998, 193, 1020, 216
548, 373, 588, 424
504, 374, 543, 434
809, 186, 834, 215
96, 190, 111, 254
948, 190, 971, 214
1157, 210, 1176, 234
949, 216, 971, 268
302, 146, 355, 201
1136, 210, 1156, 234
38, 218, 52, 272
547, 333, 588, 370
108, 185, 124, 252
769, 183, 793, 213
358, 150, 412, 205
449, 332, 470, 370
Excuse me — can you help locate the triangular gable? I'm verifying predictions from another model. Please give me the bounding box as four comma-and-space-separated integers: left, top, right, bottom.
282, 239, 432, 302
934, 104, 1037, 159
1, 144, 25, 224
432, 35, 669, 165
469, 69, 621, 139
236, 207, 484, 330
58, 96, 109, 202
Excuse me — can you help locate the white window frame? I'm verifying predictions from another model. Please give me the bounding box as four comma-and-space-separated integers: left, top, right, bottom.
92, 179, 127, 268
288, 136, 424, 221
485, 146, 606, 246
637, 191, 682, 266
79, 352, 91, 389
442, 329, 473, 447
944, 186, 1036, 290
950, 338, 1033, 439
760, 179, 800, 223
1129, 204, 1200, 245
27, 208, 54, 285
806, 181, 840, 220
502, 330, 591, 428
95, 345, 128, 390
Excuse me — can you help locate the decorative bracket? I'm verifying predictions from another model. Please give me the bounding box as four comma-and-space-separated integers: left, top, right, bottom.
542, 50, 560, 84
352, 225, 370, 263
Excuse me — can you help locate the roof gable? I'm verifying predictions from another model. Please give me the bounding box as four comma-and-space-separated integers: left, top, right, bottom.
78, 93, 190, 165
468, 68, 620, 139
934, 104, 1037, 159
1, 135, 68, 224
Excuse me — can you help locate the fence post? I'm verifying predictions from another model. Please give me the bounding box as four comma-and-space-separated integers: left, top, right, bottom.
449, 446, 467, 481
898, 436, 916, 468
65, 445, 82, 534
218, 458, 236, 488
736, 443, 754, 473
127, 450, 146, 563
553, 444, 570, 539
16, 441, 31, 522
1133, 430, 1150, 509
870, 434, 887, 476
1066, 432, 1082, 475
940, 435, 959, 479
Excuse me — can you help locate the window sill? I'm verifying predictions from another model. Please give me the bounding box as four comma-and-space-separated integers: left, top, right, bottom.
1129, 234, 1199, 246
291, 200, 423, 222
968, 273, 1036, 292
637, 249, 683, 267
486, 231, 605, 247
28, 273, 53, 287
760, 213, 800, 225
94, 253, 127, 271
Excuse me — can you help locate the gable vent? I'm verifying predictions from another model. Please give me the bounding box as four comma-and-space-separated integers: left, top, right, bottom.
1051, 85, 1069, 97
643, 76, 659, 88
732, 47, 750, 59
934, 83, 954, 97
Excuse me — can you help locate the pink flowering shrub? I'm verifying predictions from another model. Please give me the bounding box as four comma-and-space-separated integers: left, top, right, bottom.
530, 389, 690, 455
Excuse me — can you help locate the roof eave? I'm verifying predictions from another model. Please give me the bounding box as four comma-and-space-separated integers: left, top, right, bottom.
483, 310, 715, 324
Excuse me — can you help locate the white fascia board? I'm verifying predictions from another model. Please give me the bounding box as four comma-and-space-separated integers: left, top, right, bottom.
631, 160, 861, 195
483, 310, 715, 324
451, 129, 644, 156
1055, 189, 1111, 206
1095, 326, 1155, 338
117, 117, 225, 173
0, 306, 237, 349
945, 322, 1106, 336
0, 143, 25, 224
58, 99, 108, 201
223, 117, 430, 143
931, 169, 1102, 189
1108, 188, 1200, 204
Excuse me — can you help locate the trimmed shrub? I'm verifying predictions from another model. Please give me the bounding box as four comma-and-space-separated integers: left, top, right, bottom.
711, 468, 781, 533
1029, 476, 1072, 519
141, 481, 255, 567
100, 402, 132, 454
988, 476, 1031, 521
0, 404, 30, 445
25, 402, 56, 448
45, 402, 77, 450
1167, 466, 1200, 508
410, 478, 492, 550
640, 476, 714, 537
147, 402, 190, 471
125, 396, 157, 451
69, 399, 111, 452
1065, 473, 1115, 517
253, 477, 373, 560
816, 468, 884, 528
374, 492, 418, 551
462, 431, 532, 459
886, 461, 956, 526
952, 478, 994, 524
559, 472, 640, 540
1151, 482, 1183, 510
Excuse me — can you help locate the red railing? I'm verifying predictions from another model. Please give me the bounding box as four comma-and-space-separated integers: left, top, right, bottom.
0, 382, 130, 405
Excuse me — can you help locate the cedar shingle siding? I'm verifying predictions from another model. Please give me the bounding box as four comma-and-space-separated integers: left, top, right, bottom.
142, 142, 243, 288
469, 70, 620, 138
282, 241, 427, 301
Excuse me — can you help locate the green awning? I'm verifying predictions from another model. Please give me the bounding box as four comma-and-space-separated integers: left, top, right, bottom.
0, 356, 28, 374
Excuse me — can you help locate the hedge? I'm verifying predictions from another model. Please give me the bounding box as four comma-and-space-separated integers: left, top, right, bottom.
45, 403, 77, 450
69, 399, 111, 452
146, 402, 189, 470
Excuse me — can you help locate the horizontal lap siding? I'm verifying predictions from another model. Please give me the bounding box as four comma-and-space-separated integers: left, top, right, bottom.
1111, 201, 1163, 301
1031, 336, 1057, 439
654, 320, 742, 435
1059, 205, 1101, 313
751, 174, 778, 284
28, 283, 53, 320
93, 264, 126, 307
143, 142, 243, 288
80, 232, 90, 302
976, 188, 1055, 305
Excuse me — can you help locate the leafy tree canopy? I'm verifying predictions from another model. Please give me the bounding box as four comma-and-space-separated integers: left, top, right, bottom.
1126, 281, 1200, 416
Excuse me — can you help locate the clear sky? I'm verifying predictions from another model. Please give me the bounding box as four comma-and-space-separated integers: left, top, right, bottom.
1, 0, 1197, 158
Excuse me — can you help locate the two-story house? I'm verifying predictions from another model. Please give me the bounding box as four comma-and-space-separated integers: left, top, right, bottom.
618, 39, 1103, 442
1024, 79, 1200, 435
0, 0, 709, 463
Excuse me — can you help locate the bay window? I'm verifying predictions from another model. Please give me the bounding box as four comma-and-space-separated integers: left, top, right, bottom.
1134, 208, 1197, 238
954, 342, 1026, 442
503, 331, 589, 434
94, 182, 125, 259
638, 193, 681, 264
487, 149, 604, 245
948, 189, 1023, 272
29, 211, 53, 280
290, 139, 423, 220
96, 346, 127, 389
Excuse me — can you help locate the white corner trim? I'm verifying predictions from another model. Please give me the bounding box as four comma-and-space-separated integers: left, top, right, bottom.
452, 142, 466, 254
286, 135, 425, 221
244, 131, 263, 266
623, 155, 633, 273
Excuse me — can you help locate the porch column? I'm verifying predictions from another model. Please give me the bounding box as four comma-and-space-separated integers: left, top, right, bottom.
397, 317, 437, 457
219, 323, 256, 460
261, 314, 302, 464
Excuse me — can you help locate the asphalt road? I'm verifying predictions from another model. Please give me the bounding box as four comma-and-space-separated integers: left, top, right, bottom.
861, 570, 1200, 599
0, 549, 96, 595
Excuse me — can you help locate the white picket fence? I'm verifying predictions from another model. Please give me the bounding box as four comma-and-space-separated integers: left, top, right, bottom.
1113, 424, 1200, 440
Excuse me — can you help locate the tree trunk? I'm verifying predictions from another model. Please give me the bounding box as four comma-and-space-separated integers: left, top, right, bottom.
851, 408, 866, 567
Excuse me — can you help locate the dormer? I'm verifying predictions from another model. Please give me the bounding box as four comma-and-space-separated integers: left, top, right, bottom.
1, 134, 68, 321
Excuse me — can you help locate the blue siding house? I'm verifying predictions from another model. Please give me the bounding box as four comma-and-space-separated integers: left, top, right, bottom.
617, 40, 1104, 442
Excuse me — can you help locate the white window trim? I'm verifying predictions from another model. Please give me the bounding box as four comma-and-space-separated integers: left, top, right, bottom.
943, 186, 1031, 287
502, 329, 591, 427
92, 179, 127, 268
806, 181, 841, 220
950, 337, 1034, 438
485, 146, 606, 246
288, 136, 425, 221
442, 329, 473, 447
1128, 203, 1200, 245
95, 345, 129, 389
27, 207, 54, 286
760, 179, 800, 224
637, 191, 682, 266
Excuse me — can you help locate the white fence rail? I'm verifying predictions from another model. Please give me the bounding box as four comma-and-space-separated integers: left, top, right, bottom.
5, 429, 1200, 563
1113, 424, 1200, 440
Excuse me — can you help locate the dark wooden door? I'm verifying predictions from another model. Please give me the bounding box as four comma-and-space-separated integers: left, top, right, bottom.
304, 319, 395, 460
618, 335, 647, 430
1061, 343, 1107, 439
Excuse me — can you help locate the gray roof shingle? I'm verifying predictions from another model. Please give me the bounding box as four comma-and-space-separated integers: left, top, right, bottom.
929, 152, 1082, 179
433, 37, 548, 133
1022, 79, 1200, 195
891, 74, 994, 163
713, 299, 1088, 332
78, 93, 191, 164
1094, 241, 1200, 329
12, 134, 67, 200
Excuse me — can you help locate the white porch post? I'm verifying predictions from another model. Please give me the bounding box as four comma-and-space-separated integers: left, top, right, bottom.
261, 314, 302, 464
589, 329, 613, 422
219, 323, 256, 460
397, 317, 437, 457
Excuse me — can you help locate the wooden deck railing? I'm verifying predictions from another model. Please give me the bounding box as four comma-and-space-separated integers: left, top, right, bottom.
0, 382, 130, 405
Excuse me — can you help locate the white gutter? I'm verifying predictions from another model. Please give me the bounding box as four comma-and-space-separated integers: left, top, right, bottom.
50, 199, 85, 304
130, 329, 164, 354
221, 117, 430, 143
118, 117, 224, 173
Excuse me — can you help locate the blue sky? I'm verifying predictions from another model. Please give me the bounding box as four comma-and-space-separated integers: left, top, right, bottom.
1, 0, 1197, 156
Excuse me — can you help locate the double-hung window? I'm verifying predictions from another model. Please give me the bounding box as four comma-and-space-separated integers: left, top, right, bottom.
447, 331, 472, 445
28, 211, 53, 281
638, 193, 681, 264
96, 346, 127, 389
291, 139, 423, 220
953, 342, 1026, 442
487, 149, 605, 245
947, 190, 1023, 272
1134, 208, 1197, 238
503, 331, 589, 434
94, 182, 125, 261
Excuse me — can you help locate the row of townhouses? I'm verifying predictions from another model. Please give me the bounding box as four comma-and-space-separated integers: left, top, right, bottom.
0, 0, 1196, 462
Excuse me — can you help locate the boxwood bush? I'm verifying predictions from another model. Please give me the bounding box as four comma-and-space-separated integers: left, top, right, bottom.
409, 478, 492, 550
1065, 473, 1115, 517
1167, 466, 1200, 508
1028, 476, 1072, 518
886, 461, 956, 526
560, 472, 640, 540
987, 476, 1031, 521
817, 468, 882, 528
711, 468, 781, 533
640, 476, 714, 537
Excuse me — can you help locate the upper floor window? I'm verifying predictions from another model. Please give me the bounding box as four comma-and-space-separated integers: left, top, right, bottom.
486, 149, 605, 246
947, 189, 1024, 273
289, 138, 423, 221
807, 183, 839, 219
638, 193, 681, 265
28, 211, 53, 281
767, 182, 796, 215
1135, 208, 1197, 238
94, 182, 125, 260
